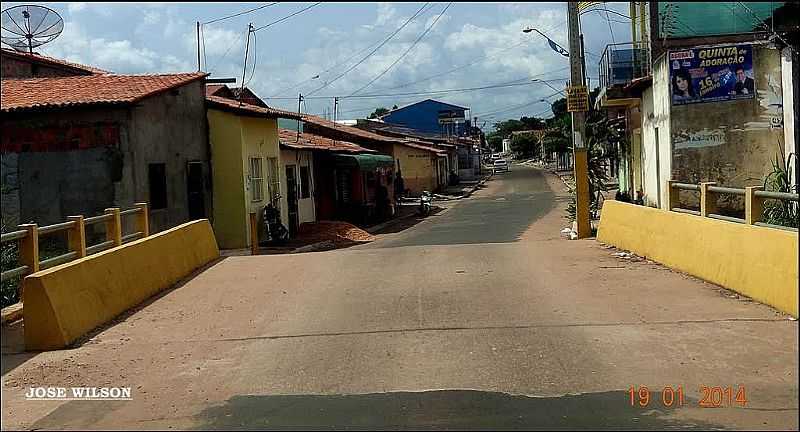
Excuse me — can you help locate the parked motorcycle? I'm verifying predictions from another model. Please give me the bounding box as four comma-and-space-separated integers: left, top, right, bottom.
262, 196, 289, 245
418, 190, 432, 217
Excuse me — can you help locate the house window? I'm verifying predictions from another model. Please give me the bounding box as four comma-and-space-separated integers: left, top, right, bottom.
265, 157, 280, 203
299, 165, 311, 199
148, 163, 167, 210
249, 157, 264, 202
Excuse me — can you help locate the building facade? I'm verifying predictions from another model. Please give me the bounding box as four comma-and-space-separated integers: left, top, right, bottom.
1, 72, 211, 235
598, 1, 796, 212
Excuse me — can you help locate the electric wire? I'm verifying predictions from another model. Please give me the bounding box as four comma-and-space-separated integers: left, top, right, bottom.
203, 2, 279, 25
349, 2, 453, 96
252, 2, 323, 32
304, 3, 432, 96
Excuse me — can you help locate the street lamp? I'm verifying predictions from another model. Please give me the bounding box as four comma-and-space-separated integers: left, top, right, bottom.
522, 27, 569, 57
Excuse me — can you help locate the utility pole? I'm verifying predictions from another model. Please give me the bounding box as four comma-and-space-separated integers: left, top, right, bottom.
567, 1, 591, 238
296, 93, 303, 142
196, 22, 201, 71
239, 23, 254, 104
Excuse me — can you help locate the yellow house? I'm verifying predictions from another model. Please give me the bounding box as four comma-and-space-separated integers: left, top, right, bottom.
205, 94, 301, 249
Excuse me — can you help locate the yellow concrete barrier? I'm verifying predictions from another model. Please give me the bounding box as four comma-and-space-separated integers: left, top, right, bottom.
23, 220, 220, 350
597, 201, 798, 317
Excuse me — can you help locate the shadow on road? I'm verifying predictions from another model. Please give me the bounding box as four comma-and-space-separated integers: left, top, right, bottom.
187, 389, 717, 430
370, 206, 446, 235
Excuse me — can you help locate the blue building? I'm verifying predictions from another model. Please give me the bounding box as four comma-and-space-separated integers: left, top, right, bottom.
380, 99, 471, 136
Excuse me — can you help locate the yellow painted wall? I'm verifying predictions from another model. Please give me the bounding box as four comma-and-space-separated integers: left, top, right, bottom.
597, 200, 799, 317
240, 117, 283, 243
394, 144, 436, 195
208, 111, 282, 249
208, 109, 247, 249
23, 220, 220, 350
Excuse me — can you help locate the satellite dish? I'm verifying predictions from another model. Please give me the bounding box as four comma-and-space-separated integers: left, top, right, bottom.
1, 5, 63, 54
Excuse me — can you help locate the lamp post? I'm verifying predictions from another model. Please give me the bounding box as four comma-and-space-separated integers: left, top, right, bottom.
523, 27, 570, 57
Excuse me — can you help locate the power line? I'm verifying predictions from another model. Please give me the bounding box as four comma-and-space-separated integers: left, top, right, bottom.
252, 2, 323, 32
305, 3, 432, 96
270, 16, 417, 97
375, 39, 546, 92
269, 79, 546, 101
203, 2, 280, 25
349, 2, 453, 96
208, 27, 246, 74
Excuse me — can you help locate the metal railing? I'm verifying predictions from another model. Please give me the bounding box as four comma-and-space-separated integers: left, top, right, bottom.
1, 204, 150, 298
668, 180, 798, 232
598, 41, 651, 92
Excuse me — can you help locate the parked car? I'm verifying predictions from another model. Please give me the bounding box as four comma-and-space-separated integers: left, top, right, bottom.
492, 159, 509, 173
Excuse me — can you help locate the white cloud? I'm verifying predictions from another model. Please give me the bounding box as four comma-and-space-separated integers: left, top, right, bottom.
67, 3, 87, 14
374, 3, 397, 26
42, 20, 192, 74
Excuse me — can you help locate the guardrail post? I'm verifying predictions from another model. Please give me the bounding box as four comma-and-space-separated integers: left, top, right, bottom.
249, 212, 258, 256
745, 186, 764, 225
134, 202, 150, 237
66, 216, 87, 258
666, 180, 680, 211
105, 208, 122, 247
700, 182, 717, 217
18, 223, 39, 300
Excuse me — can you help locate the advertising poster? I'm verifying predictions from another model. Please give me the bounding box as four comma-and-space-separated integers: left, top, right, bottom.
669, 44, 755, 106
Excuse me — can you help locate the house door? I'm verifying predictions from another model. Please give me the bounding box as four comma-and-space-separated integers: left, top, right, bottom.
285, 165, 299, 237
187, 161, 205, 220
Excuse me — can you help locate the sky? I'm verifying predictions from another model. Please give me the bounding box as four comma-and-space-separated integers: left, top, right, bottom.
1, 2, 632, 130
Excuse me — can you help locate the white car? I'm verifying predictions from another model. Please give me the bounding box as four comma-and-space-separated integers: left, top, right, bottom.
492, 159, 509, 173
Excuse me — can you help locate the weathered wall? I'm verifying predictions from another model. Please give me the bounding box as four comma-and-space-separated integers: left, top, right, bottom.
207, 109, 246, 249
1, 80, 210, 235
1, 109, 129, 229
394, 144, 436, 195
0, 54, 88, 78
670, 45, 785, 211
640, 55, 673, 209
781, 47, 796, 187
128, 80, 211, 232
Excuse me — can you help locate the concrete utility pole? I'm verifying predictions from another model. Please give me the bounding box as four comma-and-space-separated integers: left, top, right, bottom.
567, 1, 591, 238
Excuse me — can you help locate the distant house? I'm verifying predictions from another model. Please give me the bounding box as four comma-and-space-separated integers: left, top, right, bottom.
205, 87, 302, 248
1, 47, 108, 78
356, 118, 482, 181
1, 71, 211, 235
302, 114, 449, 196
379, 99, 470, 137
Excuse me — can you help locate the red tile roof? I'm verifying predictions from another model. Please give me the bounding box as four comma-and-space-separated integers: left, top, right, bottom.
1, 48, 110, 75
1, 73, 208, 112
206, 95, 301, 119
205, 84, 228, 97
278, 129, 376, 154
301, 114, 447, 156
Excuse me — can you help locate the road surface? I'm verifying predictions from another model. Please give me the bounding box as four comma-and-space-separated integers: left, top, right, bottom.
2, 165, 797, 430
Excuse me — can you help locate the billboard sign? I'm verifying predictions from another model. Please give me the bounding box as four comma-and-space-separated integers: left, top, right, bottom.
669, 44, 755, 106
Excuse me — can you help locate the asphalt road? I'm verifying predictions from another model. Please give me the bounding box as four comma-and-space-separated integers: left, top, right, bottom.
2, 165, 797, 430
363, 167, 556, 248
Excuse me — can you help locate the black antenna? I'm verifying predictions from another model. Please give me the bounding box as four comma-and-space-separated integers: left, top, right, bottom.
1, 5, 64, 53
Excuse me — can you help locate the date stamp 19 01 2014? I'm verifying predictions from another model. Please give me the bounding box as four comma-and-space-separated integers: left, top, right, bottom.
628, 385, 747, 408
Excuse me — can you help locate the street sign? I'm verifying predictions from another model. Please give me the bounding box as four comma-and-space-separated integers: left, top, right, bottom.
567, 85, 589, 112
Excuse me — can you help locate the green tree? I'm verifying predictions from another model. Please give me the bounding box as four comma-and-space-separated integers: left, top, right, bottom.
368, 107, 390, 119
